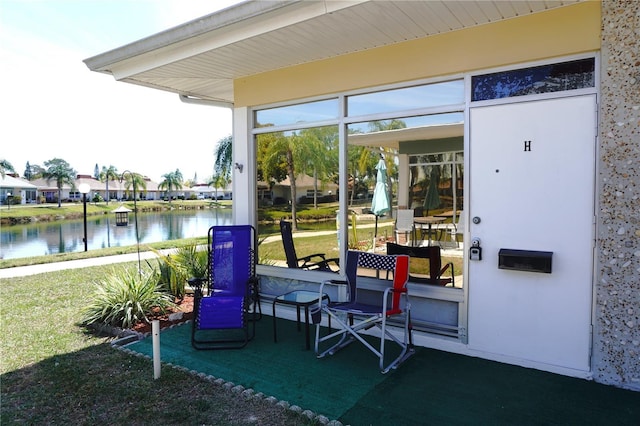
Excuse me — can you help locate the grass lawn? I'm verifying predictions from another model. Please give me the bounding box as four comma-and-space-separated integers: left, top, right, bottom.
0, 263, 315, 425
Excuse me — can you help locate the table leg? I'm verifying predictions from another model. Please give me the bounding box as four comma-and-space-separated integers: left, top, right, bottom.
304, 305, 310, 350
272, 300, 278, 343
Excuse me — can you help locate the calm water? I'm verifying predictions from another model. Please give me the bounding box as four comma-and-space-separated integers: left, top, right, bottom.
0, 209, 233, 260
0, 209, 339, 260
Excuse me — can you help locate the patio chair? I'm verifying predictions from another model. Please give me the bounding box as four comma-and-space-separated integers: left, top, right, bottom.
191, 225, 260, 350
386, 242, 455, 287
280, 220, 339, 271
394, 209, 415, 246
314, 250, 414, 373
451, 211, 464, 248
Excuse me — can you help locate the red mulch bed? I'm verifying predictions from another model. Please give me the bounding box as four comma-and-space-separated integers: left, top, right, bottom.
131, 294, 194, 334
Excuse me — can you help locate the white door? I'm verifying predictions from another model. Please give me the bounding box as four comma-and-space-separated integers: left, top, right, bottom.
468, 95, 596, 373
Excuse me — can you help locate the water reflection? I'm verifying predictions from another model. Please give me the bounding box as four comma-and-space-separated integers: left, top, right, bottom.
0, 209, 233, 260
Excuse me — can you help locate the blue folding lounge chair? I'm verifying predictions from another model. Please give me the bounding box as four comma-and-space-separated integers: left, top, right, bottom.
314, 251, 414, 373
191, 225, 260, 350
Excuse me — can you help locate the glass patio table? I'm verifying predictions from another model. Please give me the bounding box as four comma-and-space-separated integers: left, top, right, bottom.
272, 290, 329, 350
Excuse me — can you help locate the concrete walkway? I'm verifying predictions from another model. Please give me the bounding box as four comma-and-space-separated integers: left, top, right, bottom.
0, 251, 161, 279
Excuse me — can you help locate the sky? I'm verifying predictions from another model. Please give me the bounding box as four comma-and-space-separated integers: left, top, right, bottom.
0, 0, 243, 183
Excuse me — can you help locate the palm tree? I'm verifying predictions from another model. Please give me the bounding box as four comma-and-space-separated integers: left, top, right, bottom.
261, 132, 318, 230
213, 135, 233, 182
159, 169, 183, 203
1, 159, 15, 178
42, 158, 76, 207
100, 165, 119, 205
121, 171, 147, 201
299, 126, 339, 208
208, 173, 230, 200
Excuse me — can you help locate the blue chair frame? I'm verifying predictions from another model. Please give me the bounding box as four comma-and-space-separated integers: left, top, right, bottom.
191, 225, 260, 350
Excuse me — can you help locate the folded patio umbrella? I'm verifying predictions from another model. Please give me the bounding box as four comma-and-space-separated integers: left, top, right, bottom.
423, 166, 441, 216
371, 158, 391, 248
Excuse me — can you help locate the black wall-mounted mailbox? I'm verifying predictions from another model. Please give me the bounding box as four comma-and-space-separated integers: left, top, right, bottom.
498, 249, 553, 274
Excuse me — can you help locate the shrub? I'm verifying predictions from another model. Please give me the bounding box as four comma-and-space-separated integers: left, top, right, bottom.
149, 253, 182, 299
173, 244, 208, 280
81, 268, 177, 329
150, 244, 207, 300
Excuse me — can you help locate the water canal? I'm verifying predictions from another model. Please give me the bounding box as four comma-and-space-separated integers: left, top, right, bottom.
0, 209, 234, 260
0, 209, 339, 260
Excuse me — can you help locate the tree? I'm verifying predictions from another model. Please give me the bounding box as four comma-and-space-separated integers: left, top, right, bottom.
261, 132, 318, 230
159, 169, 183, 203
23, 162, 33, 180
1, 159, 15, 178
100, 165, 119, 205
299, 126, 339, 208
213, 135, 233, 181
208, 173, 230, 200
29, 164, 45, 180
93, 164, 100, 180
121, 171, 147, 200
42, 158, 76, 207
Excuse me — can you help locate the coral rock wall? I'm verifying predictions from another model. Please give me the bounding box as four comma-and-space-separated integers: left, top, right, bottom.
594, 0, 640, 390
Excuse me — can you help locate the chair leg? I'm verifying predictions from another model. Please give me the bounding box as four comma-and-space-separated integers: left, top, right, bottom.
315, 308, 415, 374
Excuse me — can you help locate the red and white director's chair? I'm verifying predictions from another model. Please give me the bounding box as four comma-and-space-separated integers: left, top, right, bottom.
313, 251, 414, 373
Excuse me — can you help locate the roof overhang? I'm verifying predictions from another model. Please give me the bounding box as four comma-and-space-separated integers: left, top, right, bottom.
349, 123, 463, 150
84, 0, 584, 105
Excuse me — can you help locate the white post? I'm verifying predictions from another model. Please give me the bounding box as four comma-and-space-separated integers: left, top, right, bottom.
152, 320, 161, 379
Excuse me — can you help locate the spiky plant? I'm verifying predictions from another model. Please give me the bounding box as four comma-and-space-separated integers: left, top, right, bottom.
81, 267, 177, 329
150, 244, 207, 299
173, 244, 208, 280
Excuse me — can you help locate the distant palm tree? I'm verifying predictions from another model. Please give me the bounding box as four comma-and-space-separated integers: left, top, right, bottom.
100, 165, 119, 204
0, 159, 15, 178
121, 172, 147, 201
42, 158, 76, 207
159, 169, 183, 203
208, 173, 230, 200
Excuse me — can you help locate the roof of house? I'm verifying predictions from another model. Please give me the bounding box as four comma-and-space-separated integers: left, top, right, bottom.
0, 175, 38, 190
84, 0, 583, 105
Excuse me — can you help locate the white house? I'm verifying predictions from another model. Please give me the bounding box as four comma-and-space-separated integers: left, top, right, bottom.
0, 174, 38, 205
84, 1, 638, 390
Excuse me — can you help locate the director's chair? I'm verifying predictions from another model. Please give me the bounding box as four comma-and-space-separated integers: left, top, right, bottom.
313, 250, 414, 373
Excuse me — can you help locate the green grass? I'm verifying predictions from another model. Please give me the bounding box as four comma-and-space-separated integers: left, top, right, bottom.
0, 199, 226, 220
0, 237, 209, 269
0, 263, 316, 425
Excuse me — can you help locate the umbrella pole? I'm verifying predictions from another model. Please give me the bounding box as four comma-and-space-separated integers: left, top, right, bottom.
372, 215, 379, 252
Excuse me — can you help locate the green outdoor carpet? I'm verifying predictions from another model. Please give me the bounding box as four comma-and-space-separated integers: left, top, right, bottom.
127, 317, 403, 420
127, 318, 640, 425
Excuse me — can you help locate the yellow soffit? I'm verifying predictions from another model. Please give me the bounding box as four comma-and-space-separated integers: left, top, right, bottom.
235, 1, 600, 107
